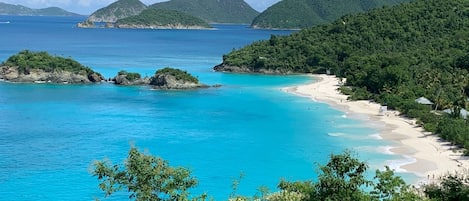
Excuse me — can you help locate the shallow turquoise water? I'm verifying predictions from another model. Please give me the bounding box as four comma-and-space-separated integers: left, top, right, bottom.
0, 16, 417, 200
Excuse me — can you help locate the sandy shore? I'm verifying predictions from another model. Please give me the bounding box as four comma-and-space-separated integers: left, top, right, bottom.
284, 74, 469, 184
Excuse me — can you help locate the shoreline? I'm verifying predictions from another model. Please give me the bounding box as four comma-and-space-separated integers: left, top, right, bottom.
284, 74, 469, 185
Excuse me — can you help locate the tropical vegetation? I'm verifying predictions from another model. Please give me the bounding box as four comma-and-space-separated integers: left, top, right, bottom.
251, 0, 411, 29
116, 9, 211, 28
153, 67, 199, 83
218, 0, 469, 153
117, 70, 142, 81
93, 147, 469, 201
2, 50, 99, 76
149, 0, 259, 24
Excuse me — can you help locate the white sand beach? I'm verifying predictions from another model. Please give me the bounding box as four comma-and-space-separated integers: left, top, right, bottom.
285, 74, 469, 184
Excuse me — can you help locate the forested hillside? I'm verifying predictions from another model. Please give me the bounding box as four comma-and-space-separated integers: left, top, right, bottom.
149, 0, 259, 24
86, 0, 147, 22
251, 0, 411, 29
217, 0, 469, 153
116, 9, 211, 29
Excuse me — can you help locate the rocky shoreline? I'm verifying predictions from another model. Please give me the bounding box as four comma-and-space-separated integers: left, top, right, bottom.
77, 22, 212, 30
0, 66, 104, 84
0, 65, 219, 90
213, 63, 294, 74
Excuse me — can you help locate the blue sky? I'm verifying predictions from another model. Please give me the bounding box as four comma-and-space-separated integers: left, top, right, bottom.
2, 0, 280, 15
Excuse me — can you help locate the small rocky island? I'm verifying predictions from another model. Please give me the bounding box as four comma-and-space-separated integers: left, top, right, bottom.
0, 50, 104, 83
115, 9, 211, 29
113, 70, 150, 85
112, 67, 218, 90
149, 67, 209, 89
0, 50, 215, 89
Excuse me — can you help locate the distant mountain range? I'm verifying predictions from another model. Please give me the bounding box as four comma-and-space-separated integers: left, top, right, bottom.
252, 0, 412, 29
0, 2, 81, 16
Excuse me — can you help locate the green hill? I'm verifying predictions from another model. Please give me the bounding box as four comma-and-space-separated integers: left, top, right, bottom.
0, 2, 80, 16
116, 9, 211, 29
149, 0, 259, 24
251, 0, 411, 29
216, 0, 469, 152
86, 0, 147, 22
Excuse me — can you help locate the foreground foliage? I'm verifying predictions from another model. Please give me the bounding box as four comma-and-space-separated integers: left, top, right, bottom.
220, 0, 469, 154
94, 148, 469, 201
92, 147, 206, 201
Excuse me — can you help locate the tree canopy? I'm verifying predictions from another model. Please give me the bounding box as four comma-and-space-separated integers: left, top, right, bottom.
92, 147, 206, 201
251, 0, 411, 29
94, 148, 469, 201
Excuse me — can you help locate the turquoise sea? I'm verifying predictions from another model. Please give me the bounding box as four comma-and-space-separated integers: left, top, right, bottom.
0, 16, 417, 200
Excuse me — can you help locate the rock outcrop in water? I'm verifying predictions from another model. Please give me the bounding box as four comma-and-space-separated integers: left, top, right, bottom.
149, 67, 208, 90
0, 50, 104, 84
113, 70, 150, 85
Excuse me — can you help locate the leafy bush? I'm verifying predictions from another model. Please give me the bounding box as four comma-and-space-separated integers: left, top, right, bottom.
155, 67, 198, 83
118, 70, 141, 81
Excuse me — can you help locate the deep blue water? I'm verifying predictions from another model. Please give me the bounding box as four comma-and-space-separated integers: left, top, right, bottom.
0, 16, 416, 200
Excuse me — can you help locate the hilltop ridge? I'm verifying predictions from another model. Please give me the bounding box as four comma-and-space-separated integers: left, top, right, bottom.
85, 0, 147, 23
251, 0, 411, 29
149, 0, 259, 24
